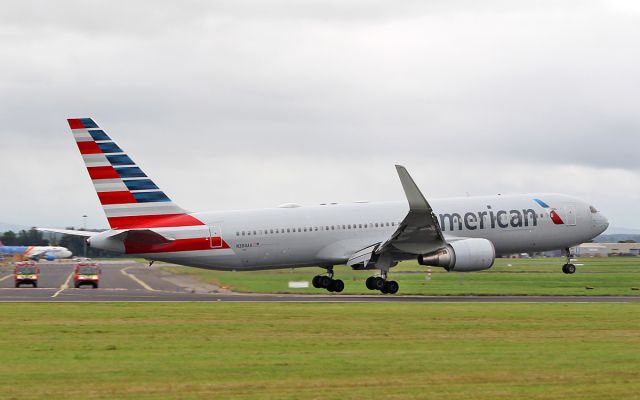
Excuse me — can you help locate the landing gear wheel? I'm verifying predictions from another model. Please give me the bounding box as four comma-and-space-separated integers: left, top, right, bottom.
328, 279, 344, 293
312, 275, 322, 288
365, 276, 377, 290
319, 276, 332, 289
566, 264, 576, 274
384, 280, 399, 294
373, 277, 385, 291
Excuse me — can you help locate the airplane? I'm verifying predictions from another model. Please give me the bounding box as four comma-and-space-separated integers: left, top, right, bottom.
40, 118, 609, 294
0, 240, 72, 261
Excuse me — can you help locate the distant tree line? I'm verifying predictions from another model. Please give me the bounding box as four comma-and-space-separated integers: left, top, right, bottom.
0, 228, 48, 246
1, 227, 122, 258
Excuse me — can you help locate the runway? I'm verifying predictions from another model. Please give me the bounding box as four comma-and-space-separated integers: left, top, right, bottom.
0, 261, 638, 302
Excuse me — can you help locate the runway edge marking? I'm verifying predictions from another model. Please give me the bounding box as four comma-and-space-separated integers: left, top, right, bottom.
51, 270, 74, 298
121, 266, 157, 291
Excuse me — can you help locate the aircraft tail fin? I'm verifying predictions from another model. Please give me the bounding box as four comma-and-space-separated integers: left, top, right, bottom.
68, 118, 203, 230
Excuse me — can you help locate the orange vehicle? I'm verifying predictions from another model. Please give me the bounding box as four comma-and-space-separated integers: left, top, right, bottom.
73, 262, 101, 288
14, 261, 39, 288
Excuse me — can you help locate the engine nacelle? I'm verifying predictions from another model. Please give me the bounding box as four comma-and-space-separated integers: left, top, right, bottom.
418, 238, 495, 272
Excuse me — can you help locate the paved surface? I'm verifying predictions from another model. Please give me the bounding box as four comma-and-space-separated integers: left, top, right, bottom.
0, 261, 638, 302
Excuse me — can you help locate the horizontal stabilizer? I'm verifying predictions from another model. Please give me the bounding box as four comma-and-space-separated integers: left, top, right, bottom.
37, 228, 98, 237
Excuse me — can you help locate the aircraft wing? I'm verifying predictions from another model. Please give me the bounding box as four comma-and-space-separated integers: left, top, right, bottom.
37, 228, 98, 237
346, 165, 446, 268
378, 165, 446, 255
347, 242, 382, 267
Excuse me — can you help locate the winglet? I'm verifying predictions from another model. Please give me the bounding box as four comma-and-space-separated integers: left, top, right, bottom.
395, 165, 432, 212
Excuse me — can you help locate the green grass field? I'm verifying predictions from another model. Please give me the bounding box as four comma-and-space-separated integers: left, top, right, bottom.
162, 257, 640, 296
0, 303, 638, 399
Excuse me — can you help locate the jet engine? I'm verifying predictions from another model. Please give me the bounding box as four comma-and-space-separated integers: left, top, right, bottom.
418, 238, 495, 272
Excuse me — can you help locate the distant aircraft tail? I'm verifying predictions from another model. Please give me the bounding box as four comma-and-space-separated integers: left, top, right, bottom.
68, 118, 203, 230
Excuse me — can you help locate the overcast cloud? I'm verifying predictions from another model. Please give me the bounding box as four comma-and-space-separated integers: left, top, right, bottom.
0, 0, 638, 230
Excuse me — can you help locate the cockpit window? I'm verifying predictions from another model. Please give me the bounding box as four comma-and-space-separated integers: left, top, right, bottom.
589, 205, 598, 213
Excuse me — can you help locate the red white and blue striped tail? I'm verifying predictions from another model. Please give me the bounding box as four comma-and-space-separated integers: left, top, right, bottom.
68, 118, 203, 230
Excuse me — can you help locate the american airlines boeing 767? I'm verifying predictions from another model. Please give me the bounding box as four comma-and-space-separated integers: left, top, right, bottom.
41, 118, 609, 294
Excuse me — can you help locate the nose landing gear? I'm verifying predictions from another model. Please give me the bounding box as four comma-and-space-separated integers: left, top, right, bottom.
562, 248, 577, 274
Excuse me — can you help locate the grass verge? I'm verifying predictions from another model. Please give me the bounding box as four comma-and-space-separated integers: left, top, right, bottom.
0, 302, 638, 399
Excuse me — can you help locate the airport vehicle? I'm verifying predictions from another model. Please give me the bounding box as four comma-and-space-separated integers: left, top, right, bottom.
40, 118, 609, 294
73, 262, 100, 288
0, 240, 72, 260
14, 261, 39, 288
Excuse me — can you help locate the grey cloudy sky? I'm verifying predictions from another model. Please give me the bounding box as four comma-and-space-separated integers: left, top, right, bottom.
1, 0, 639, 230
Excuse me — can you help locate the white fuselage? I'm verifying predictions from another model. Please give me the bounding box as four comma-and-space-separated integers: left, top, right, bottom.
119, 193, 608, 271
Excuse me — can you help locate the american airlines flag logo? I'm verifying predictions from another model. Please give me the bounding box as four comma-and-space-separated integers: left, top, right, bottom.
533, 198, 565, 225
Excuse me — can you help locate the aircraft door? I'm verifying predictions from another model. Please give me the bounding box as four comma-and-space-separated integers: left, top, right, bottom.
209, 224, 223, 248
564, 205, 576, 226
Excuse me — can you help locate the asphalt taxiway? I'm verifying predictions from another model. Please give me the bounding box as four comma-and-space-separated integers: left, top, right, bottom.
0, 261, 638, 302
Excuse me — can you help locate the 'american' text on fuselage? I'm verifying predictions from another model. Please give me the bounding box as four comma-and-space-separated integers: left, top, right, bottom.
439, 207, 538, 232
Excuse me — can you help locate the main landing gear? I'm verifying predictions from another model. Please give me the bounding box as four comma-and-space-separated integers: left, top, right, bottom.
312, 268, 344, 293
562, 247, 577, 274
365, 271, 399, 294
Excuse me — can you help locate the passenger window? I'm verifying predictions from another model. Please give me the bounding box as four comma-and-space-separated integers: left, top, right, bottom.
253, 231, 257, 235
